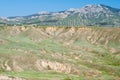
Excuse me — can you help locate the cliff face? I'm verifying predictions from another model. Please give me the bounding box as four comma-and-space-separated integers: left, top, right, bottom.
0, 27, 120, 80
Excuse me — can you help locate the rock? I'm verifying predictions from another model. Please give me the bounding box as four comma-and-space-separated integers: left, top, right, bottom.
35, 60, 79, 74
0, 75, 25, 80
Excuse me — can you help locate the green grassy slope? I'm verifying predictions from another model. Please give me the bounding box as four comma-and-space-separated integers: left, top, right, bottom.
0, 26, 120, 80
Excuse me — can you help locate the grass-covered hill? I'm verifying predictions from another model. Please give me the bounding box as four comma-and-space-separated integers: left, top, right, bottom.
0, 26, 120, 80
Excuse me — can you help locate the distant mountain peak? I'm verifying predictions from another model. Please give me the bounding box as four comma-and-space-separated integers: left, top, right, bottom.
37, 11, 50, 15
83, 4, 120, 12
67, 8, 77, 12
0, 4, 120, 27
65, 4, 114, 14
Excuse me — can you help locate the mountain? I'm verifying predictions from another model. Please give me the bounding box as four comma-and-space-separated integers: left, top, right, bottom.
1, 4, 120, 27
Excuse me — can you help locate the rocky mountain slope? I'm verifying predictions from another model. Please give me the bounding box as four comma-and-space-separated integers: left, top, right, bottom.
0, 4, 120, 27
0, 26, 120, 80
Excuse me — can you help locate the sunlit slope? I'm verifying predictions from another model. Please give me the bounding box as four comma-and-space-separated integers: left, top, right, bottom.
0, 26, 120, 80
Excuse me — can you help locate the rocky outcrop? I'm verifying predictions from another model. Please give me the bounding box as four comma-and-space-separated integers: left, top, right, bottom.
35, 60, 79, 74
0, 60, 11, 71
0, 75, 25, 80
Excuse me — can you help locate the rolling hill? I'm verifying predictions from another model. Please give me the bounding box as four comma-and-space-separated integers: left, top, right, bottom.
0, 26, 120, 80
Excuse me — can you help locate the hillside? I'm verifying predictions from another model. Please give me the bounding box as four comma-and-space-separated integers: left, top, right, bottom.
0, 4, 120, 27
0, 26, 120, 80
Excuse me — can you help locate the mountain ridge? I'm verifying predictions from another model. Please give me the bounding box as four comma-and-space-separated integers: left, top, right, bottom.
0, 4, 120, 27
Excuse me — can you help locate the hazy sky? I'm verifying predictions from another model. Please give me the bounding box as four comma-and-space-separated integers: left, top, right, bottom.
0, 0, 120, 17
